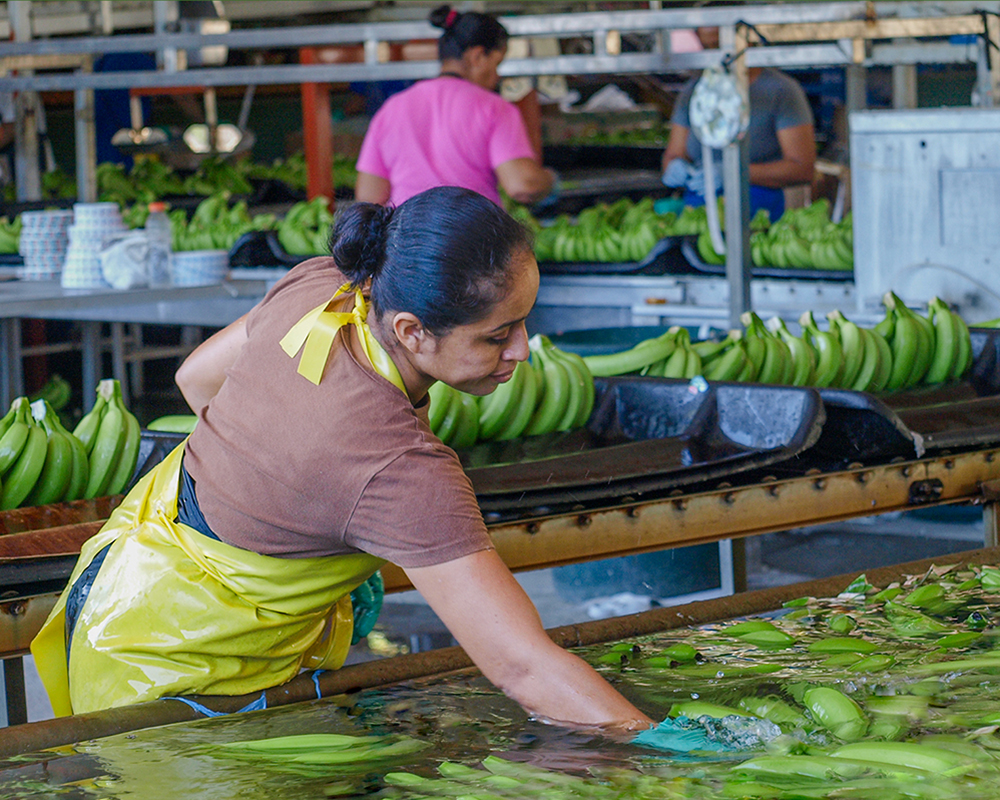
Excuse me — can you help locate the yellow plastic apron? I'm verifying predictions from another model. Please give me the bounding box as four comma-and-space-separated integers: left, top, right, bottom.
31, 285, 400, 717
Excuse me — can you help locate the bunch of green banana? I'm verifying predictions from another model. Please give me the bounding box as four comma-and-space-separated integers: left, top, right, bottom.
799, 310, 844, 388
0, 397, 47, 510
925, 296, 973, 384
427, 381, 480, 449
527, 197, 673, 264
28, 373, 72, 412
700, 330, 753, 382
741, 311, 793, 384
473, 359, 537, 443
647, 327, 703, 378
25, 399, 88, 506
827, 309, 892, 392
766, 317, 816, 386
523, 336, 595, 436
875, 291, 935, 391
73, 379, 141, 499
582, 328, 678, 377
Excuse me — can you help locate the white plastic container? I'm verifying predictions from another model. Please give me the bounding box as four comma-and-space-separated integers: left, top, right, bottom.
144, 202, 173, 287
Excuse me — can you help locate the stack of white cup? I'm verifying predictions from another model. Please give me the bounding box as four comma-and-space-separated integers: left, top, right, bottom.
18, 210, 73, 280
61, 202, 127, 289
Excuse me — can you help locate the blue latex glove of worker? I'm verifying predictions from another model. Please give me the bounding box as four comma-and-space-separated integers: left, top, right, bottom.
661, 158, 693, 189
633, 717, 729, 753
350, 570, 384, 644
685, 164, 724, 197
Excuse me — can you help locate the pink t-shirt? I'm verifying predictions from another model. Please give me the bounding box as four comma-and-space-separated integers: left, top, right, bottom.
356, 76, 538, 206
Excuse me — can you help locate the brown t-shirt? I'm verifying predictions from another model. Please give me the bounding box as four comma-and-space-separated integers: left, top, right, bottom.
183, 257, 493, 567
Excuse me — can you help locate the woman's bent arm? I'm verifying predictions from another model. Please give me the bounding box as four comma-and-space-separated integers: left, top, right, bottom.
175, 314, 249, 414
405, 548, 653, 733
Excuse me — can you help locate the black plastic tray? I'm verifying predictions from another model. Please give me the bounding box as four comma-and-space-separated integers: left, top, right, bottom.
544, 143, 666, 172
538, 236, 678, 276
467, 377, 825, 521
228, 229, 313, 269
680, 235, 854, 282
809, 327, 1000, 465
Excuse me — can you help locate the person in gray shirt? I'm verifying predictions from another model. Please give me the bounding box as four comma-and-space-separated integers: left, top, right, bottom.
662, 67, 816, 221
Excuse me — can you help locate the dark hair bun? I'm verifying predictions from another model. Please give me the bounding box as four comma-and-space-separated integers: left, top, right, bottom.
331, 202, 393, 285
428, 5, 454, 30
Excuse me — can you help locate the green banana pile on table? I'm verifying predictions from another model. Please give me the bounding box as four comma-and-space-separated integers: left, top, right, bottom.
71, 379, 141, 501
696, 200, 854, 270
276, 196, 335, 256
429, 335, 595, 448
166, 194, 278, 252
583, 291, 974, 392
532, 197, 673, 263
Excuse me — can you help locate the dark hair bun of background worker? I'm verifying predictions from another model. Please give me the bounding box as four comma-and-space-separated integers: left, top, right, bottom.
428, 5, 509, 60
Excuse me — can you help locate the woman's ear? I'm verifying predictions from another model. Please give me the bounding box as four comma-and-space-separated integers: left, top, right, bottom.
392, 312, 430, 355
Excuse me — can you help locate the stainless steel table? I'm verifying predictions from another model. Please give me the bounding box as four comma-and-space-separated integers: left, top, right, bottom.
0, 277, 272, 410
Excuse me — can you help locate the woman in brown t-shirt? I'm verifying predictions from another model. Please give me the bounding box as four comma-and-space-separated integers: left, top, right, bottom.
35, 186, 654, 734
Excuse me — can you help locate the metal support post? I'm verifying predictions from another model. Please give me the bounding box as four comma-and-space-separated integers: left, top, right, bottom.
109, 322, 129, 408
80, 321, 101, 412
74, 56, 96, 203
986, 501, 999, 548
720, 23, 751, 329
299, 47, 334, 206
3, 657, 27, 727
9, 2, 41, 203
892, 62, 918, 108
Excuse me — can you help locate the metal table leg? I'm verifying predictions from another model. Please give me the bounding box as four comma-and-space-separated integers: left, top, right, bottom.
80, 321, 100, 413
3, 656, 27, 727
110, 322, 129, 408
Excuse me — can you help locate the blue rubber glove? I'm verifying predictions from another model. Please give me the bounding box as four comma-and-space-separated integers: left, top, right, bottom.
685, 166, 724, 197
662, 158, 692, 188
350, 570, 384, 644
633, 717, 729, 753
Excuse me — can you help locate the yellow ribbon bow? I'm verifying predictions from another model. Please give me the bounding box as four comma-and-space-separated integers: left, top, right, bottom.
279, 282, 406, 394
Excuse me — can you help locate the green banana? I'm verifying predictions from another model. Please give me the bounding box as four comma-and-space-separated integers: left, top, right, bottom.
827, 310, 864, 389
739, 315, 767, 380
951, 311, 974, 381
147, 414, 198, 434
660, 328, 692, 378
447, 392, 480, 449
692, 336, 729, 361
433, 384, 464, 446
885, 293, 933, 388
582, 329, 678, 377
800, 311, 843, 388
925, 297, 959, 385
743, 312, 790, 385
550, 349, 594, 428
73, 388, 109, 455
0, 397, 31, 475
477, 355, 527, 441
63, 426, 90, 502
802, 685, 868, 742
524, 344, 570, 437
768, 317, 815, 386
867, 328, 894, 393
490, 359, 538, 441
83, 391, 127, 499
829, 741, 973, 774
0, 419, 48, 509
879, 302, 919, 392
551, 346, 584, 432
25, 400, 74, 506
426, 380, 455, 433
103, 383, 142, 496
702, 332, 748, 382
848, 327, 882, 392
0, 400, 18, 439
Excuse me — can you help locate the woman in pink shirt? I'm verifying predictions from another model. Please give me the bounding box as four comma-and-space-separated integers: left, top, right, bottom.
355, 5, 555, 207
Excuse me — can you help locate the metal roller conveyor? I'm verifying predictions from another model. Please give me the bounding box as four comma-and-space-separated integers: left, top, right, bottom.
2, 544, 1000, 766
